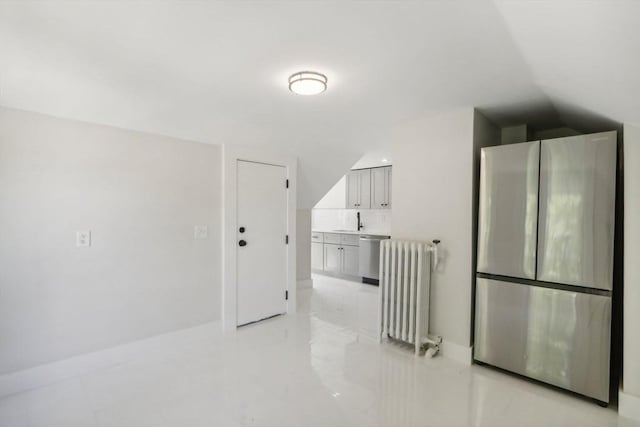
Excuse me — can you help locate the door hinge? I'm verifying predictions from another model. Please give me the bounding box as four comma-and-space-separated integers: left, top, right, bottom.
285, 290, 289, 300
285, 235, 289, 244
286, 179, 289, 189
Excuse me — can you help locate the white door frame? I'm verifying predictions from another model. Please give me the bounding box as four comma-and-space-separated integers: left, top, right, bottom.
222, 145, 297, 331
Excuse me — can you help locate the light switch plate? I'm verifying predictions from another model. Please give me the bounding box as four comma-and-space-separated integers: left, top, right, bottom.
194, 225, 208, 240
76, 231, 91, 247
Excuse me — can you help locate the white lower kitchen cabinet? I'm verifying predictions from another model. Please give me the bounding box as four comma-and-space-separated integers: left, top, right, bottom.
323, 244, 342, 273
313, 231, 363, 281
323, 242, 359, 277
311, 242, 324, 271
341, 245, 359, 276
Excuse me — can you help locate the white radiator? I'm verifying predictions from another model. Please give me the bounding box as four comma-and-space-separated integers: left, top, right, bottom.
378, 239, 441, 356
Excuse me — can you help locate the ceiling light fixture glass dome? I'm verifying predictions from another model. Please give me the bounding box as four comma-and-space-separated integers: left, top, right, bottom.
288, 71, 327, 95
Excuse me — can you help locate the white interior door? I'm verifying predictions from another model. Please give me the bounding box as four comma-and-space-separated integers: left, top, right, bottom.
237, 160, 287, 326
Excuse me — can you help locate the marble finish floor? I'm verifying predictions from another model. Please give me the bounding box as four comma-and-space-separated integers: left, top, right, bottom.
0, 274, 637, 427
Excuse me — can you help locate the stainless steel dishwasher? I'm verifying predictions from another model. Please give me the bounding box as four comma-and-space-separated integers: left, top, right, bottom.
359, 235, 390, 285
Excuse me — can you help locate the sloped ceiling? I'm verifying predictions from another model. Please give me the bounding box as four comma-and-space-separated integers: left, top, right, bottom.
0, 1, 638, 207
492, 0, 640, 132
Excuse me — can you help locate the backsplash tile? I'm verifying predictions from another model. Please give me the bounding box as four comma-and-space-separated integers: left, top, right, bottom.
312, 209, 391, 235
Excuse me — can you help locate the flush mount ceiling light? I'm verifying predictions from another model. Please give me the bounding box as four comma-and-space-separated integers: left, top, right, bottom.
288, 71, 327, 95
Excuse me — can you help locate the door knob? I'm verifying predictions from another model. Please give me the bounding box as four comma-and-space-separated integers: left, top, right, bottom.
238, 240, 247, 247
239, 227, 246, 233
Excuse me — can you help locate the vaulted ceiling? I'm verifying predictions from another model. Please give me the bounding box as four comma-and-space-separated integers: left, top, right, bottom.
1, 1, 638, 207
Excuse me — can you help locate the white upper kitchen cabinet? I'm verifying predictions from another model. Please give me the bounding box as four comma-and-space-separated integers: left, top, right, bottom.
346, 169, 371, 209
371, 166, 392, 209
346, 170, 359, 208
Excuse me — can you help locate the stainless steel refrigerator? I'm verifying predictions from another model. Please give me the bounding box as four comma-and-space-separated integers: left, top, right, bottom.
474, 131, 617, 403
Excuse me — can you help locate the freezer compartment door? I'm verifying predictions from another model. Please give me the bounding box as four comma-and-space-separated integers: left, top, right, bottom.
474, 278, 611, 402
537, 131, 617, 290
477, 141, 539, 279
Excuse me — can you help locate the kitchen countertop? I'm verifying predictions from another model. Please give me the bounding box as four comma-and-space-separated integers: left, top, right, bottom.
312, 229, 391, 237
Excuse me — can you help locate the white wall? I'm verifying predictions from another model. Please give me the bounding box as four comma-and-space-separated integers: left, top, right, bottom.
621, 123, 640, 420
0, 108, 222, 374
297, 151, 361, 209
296, 209, 312, 288
314, 176, 346, 209
390, 108, 496, 359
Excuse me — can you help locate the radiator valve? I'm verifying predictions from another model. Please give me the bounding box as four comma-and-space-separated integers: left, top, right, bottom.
421, 335, 443, 358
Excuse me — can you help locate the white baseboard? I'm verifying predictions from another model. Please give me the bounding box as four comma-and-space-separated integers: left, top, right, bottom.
619, 390, 640, 422
297, 278, 313, 289
440, 340, 473, 365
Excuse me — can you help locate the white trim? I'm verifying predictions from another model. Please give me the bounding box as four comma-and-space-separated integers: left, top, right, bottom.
222, 145, 297, 331
297, 279, 313, 289
440, 340, 473, 365
620, 390, 640, 422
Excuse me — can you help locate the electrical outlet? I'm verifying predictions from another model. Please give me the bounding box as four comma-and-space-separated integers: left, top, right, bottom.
194, 225, 208, 240
76, 231, 91, 247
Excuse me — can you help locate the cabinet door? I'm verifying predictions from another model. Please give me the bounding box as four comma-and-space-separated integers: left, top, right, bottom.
311, 242, 324, 270
341, 245, 360, 276
371, 167, 387, 209
537, 131, 617, 290
345, 170, 360, 209
385, 166, 392, 209
358, 169, 371, 209
324, 244, 341, 273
